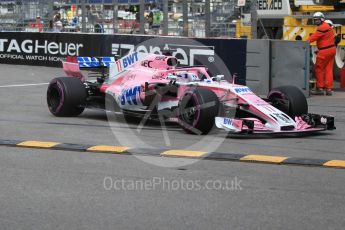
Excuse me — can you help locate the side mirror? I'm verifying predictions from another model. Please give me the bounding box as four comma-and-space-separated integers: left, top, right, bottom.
212, 75, 224, 82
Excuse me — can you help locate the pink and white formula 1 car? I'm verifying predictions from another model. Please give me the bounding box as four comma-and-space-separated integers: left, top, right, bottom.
46, 51, 335, 135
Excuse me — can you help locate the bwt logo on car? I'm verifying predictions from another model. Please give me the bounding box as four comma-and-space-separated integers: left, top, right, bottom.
223, 118, 233, 126
0, 39, 83, 55
234, 87, 252, 94
115, 52, 139, 72
112, 43, 215, 66
120, 86, 141, 105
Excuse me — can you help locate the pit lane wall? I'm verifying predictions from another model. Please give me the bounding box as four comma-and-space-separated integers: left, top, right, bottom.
0, 32, 309, 95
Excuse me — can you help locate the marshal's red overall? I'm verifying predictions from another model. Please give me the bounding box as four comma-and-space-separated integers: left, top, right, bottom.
308, 19, 336, 92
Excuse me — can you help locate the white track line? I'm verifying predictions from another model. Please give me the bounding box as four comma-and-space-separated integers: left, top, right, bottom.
0, 83, 49, 88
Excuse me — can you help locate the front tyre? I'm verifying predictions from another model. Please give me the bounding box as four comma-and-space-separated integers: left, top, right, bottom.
47, 77, 86, 117
178, 88, 219, 135
268, 85, 308, 118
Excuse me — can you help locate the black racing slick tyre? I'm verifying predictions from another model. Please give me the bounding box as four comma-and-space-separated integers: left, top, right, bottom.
178, 88, 219, 135
47, 77, 86, 117
268, 85, 308, 118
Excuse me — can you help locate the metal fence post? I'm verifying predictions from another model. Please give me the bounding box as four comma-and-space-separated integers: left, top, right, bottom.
49, 0, 55, 31
81, 0, 87, 33
251, 0, 257, 39
183, 0, 188, 37
113, 0, 118, 33
205, 0, 210, 37
163, 0, 168, 35
140, 0, 145, 34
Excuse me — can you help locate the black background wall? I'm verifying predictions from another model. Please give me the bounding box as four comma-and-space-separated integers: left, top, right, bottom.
0, 32, 247, 84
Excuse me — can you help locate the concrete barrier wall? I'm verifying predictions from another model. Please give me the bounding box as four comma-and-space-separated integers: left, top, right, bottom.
271, 40, 310, 96
245, 39, 270, 96
246, 39, 310, 96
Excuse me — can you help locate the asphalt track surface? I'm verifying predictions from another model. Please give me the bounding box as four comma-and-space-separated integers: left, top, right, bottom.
0, 64, 345, 229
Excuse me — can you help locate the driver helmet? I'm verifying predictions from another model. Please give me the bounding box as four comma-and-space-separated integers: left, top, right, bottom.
176, 72, 199, 81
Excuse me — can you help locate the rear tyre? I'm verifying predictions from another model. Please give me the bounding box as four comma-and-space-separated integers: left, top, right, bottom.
268, 85, 308, 118
178, 88, 219, 135
47, 77, 86, 117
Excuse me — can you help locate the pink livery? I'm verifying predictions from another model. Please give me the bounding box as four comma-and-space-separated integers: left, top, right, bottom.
47, 51, 335, 135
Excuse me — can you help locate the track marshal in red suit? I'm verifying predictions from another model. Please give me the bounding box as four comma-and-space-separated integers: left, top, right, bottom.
307, 12, 336, 96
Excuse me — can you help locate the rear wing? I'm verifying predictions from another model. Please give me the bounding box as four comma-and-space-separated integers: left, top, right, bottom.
77, 56, 116, 68
62, 52, 142, 81
62, 56, 115, 80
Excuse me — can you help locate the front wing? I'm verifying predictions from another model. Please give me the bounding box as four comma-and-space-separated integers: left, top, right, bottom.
215, 114, 335, 134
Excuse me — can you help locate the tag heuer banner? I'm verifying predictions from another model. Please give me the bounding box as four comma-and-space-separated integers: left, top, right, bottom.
0, 32, 247, 85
